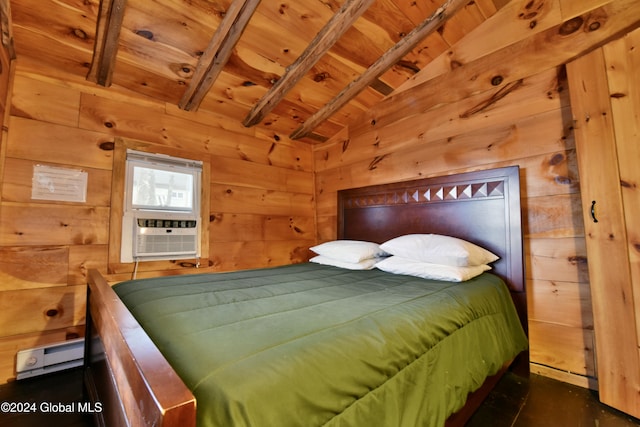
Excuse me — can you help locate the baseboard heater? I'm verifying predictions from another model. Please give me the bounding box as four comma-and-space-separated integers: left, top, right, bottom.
16, 338, 84, 380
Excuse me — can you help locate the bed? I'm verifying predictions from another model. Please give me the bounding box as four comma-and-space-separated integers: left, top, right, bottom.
84, 165, 528, 427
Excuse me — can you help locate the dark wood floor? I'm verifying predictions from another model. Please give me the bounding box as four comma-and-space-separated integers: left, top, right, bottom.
1, 367, 638, 426
468, 372, 640, 427
0, 368, 93, 427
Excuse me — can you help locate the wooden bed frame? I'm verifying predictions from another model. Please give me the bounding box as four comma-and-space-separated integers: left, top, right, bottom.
84, 165, 527, 427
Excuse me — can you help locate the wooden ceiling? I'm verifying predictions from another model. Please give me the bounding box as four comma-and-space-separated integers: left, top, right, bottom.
8, 0, 510, 143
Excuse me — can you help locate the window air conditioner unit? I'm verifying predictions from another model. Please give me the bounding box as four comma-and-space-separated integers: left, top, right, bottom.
133, 218, 199, 260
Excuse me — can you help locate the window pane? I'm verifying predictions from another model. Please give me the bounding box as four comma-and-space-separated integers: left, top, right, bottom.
131, 166, 194, 210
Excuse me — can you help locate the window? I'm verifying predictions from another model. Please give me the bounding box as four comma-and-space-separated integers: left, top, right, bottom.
120, 150, 203, 263
126, 150, 201, 213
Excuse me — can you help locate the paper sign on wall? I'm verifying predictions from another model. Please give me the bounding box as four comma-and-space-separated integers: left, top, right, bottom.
31, 164, 88, 203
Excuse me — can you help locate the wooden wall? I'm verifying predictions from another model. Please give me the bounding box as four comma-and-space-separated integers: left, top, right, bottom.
0, 63, 315, 383
315, 65, 593, 385
314, 0, 640, 386
0, 0, 637, 388
566, 28, 640, 417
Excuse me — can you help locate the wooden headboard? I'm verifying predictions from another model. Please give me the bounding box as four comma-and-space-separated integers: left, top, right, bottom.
337, 166, 526, 331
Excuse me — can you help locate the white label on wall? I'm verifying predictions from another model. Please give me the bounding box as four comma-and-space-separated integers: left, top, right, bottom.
31, 164, 88, 203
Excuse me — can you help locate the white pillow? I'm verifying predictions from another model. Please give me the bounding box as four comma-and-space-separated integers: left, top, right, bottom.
310, 255, 382, 270
310, 240, 388, 263
375, 256, 491, 282
380, 234, 498, 267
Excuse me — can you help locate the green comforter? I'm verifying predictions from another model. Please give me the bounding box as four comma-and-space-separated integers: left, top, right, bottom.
114, 263, 527, 427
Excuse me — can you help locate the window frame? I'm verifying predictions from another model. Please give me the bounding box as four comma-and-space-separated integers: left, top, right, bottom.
124, 149, 202, 214
108, 139, 210, 273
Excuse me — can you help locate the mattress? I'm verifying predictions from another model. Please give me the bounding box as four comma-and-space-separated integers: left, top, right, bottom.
114, 263, 528, 427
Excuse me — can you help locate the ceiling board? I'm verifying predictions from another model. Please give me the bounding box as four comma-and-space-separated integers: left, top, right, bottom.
8, 0, 517, 143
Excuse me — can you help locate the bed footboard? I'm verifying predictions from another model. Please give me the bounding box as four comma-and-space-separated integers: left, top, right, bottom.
84, 269, 196, 427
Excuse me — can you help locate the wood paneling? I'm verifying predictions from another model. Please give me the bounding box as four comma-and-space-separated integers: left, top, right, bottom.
211, 184, 315, 217
315, 64, 594, 386
68, 244, 108, 286
2, 158, 112, 206
1, 0, 637, 394
209, 240, 313, 271
0, 203, 110, 246
398, 0, 563, 92
210, 213, 315, 242
311, 5, 640, 389
316, 69, 571, 172
10, 74, 80, 126
528, 321, 595, 375
524, 194, 584, 238
7, 0, 508, 142
6, 116, 114, 170
0, 246, 69, 291
526, 237, 589, 284
527, 280, 592, 329
0, 285, 86, 337
604, 26, 640, 350
354, 0, 640, 134
566, 28, 640, 418
0, 65, 316, 382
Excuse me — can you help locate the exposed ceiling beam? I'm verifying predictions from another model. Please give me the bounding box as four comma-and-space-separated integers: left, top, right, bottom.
242, 0, 376, 128
179, 0, 262, 111
289, 0, 470, 140
0, 0, 16, 59
87, 0, 127, 86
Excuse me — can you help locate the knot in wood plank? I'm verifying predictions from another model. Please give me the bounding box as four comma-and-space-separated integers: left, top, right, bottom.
559, 17, 584, 36
71, 28, 88, 40
99, 141, 115, 151
314, 72, 330, 82
135, 29, 154, 40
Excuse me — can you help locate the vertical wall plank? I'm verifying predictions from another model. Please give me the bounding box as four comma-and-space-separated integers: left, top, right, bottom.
566, 33, 640, 418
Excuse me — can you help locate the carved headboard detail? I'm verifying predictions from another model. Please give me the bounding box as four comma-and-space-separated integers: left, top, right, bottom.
337, 166, 526, 330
